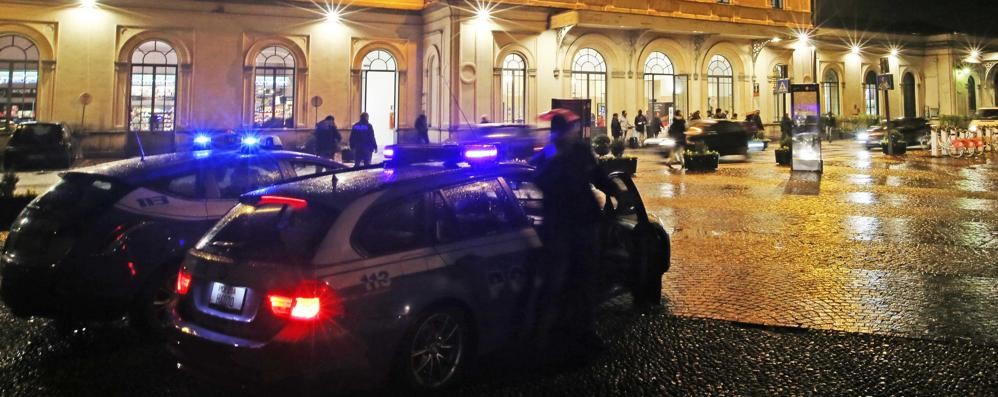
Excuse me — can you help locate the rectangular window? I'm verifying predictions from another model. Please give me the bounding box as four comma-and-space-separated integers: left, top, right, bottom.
572, 72, 607, 128
254, 67, 295, 129
129, 65, 177, 132
501, 68, 525, 124
864, 84, 879, 116
771, 0, 783, 8
822, 82, 840, 115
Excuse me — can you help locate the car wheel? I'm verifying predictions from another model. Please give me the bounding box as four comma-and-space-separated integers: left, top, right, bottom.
631, 233, 663, 308
395, 306, 472, 392
129, 266, 177, 338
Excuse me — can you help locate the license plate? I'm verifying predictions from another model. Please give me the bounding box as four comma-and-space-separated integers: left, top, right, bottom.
209, 282, 247, 312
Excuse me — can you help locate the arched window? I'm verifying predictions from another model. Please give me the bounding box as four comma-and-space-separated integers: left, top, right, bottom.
361, 49, 398, 148
967, 76, 977, 112
571, 48, 607, 128
706, 55, 733, 115
863, 71, 879, 116
500, 53, 526, 124
0, 34, 39, 130
822, 70, 840, 116
253, 46, 296, 128
128, 40, 178, 132
643, 52, 687, 121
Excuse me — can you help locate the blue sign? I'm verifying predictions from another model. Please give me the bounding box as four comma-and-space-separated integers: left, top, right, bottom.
775, 78, 791, 94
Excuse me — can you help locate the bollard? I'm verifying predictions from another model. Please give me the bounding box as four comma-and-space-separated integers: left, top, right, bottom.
931, 128, 939, 157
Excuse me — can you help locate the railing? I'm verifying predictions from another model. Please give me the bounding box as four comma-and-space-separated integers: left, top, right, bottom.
929, 127, 996, 158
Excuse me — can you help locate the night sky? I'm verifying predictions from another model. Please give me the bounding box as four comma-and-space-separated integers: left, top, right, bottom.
815, 0, 997, 37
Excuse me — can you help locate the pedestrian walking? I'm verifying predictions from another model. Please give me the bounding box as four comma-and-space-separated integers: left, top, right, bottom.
620, 110, 633, 139
825, 112, 837, 142
648, 112, 663, 138
780, 113, 793, 141
350, 112, 377, 167
528, 108, 616, 359
314, 115, 341, 160
634, 110, 648, 140
610, 113, 623, 141
751, 110, 765, 132
667, 110, 687, 167
415, 114, 430, 144
690, 110, 702, 121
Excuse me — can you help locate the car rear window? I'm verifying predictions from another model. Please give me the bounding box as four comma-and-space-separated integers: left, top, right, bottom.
974, 109, 998, 120
195, 202, 336, 265
9, 125, 62, 146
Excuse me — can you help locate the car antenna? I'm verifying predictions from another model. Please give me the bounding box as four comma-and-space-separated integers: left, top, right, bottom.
132, 130, 146, 161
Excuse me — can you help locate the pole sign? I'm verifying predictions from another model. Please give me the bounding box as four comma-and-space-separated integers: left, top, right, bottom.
789, 83, 822, 172
775, 78, 791, 94
877, 74, 895, 91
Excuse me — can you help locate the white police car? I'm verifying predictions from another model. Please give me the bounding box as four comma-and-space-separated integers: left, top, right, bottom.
0, 143, 343, 331
167, 144, 670, 392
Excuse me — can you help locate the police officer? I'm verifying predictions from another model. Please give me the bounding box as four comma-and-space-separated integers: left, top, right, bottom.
315, 115, 341, 160
349, 112, 377, 167
528, 108, 616, 356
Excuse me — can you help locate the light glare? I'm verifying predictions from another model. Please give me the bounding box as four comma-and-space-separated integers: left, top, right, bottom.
80, 0, 97, 7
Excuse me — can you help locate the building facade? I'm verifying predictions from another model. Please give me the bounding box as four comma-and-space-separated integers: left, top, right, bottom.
1, 0, 995, 153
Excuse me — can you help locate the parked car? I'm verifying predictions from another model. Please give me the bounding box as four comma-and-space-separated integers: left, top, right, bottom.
684, 119, 751, 156
857, 117, 931, 149
3, 122, 77, 169
167, 144, 670, 392
969, 107, 998, 133
0, 147, 344, 331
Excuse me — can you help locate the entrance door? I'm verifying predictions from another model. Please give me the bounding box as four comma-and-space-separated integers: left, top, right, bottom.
902, 73, 916, 118
361, 50, 399, 150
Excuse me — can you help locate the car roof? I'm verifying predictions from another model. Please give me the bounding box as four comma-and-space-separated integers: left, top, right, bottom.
69, 150, 341, 185
242, 162, 534, 210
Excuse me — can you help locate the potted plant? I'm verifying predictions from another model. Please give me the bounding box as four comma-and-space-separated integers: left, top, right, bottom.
683, 143, 719, 172
598, 138, 638, 175
775, 137, 792, 165
592, 135, 611, 156
880, 130, 907, 155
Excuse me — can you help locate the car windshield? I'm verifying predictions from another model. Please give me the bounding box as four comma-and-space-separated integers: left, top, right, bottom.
9, 125, 62, 146
195, 202, 337, 265
974, 109, 998, 120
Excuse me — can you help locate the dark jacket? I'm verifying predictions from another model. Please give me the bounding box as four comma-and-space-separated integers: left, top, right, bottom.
752, 114, 765, 131
531, 141, 615, 231
415, 116, 430, 144
780, 116, 793, 137
634, 114, 647, 133
667, 117, 687, 139
315, 120, 341, 152
349, 121, 377, 152
611, 118, 623, 138
648, 116, 663, 136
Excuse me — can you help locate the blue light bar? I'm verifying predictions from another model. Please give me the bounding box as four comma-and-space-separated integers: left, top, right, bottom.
462, 145, 499, 161
383, 146, 395, 160
241, 136, 260, 146
193, 134, 211, 145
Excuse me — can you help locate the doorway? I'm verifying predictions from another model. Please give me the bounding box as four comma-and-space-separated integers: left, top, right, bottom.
361, 50, 399, 149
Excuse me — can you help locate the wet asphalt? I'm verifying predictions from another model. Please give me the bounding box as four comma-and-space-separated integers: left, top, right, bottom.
1, 141, 997, 396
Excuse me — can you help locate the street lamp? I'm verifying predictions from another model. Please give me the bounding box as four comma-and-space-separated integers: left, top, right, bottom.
850, 45, 861, 55
80, 0, 97, 7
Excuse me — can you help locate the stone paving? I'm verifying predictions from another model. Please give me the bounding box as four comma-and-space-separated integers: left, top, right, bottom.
1, 142, 997, 395
636, 142, 998, 343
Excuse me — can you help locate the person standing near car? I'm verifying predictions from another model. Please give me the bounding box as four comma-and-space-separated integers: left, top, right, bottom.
529, 108, 616, 358
648, 111, 663, 138
667, 110, 687, 167
634, 110, 647, 140
350, 112, 377, 167
315, 115, 341, 160
610, 113, 623, 141
415, 114, 430, 144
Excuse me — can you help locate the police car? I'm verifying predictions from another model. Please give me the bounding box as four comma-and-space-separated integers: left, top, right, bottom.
167, 144, 670, 391
0, 141, 344, 331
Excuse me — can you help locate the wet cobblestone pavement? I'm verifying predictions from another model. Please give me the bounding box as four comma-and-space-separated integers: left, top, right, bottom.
2, 142, 998, 396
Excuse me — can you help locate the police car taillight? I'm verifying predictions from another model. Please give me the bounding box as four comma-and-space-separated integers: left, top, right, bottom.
176, 269, 192, 295
268, 280, 343, 321
257, 195, 308, 210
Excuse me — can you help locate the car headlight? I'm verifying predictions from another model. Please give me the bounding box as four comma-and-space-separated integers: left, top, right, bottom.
969, 124, 978, 132
856, 132, 869, 141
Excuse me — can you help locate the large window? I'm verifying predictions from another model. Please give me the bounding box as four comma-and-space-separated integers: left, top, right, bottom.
822, 70, 840, 116
500, 53, 526, 124
968, 76, 977, 112
0, 34, 39, 130
864, 71, 879, 117
361, 49, 399, 149
253, 46, 296, 129
129, 40, 177, 132
571, 48, 607, 128
706, 55, 734, 115
643, 52, 688, 123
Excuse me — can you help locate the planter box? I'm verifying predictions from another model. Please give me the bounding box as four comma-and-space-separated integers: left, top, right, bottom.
881, 143, 907, 155
599, 157, 638, 175
0, 195, 35, 230
683, 153, 719, 172
775, 148, 792, 165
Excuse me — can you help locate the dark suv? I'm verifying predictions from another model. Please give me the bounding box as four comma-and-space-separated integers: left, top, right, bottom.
3, 122, 77, 169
